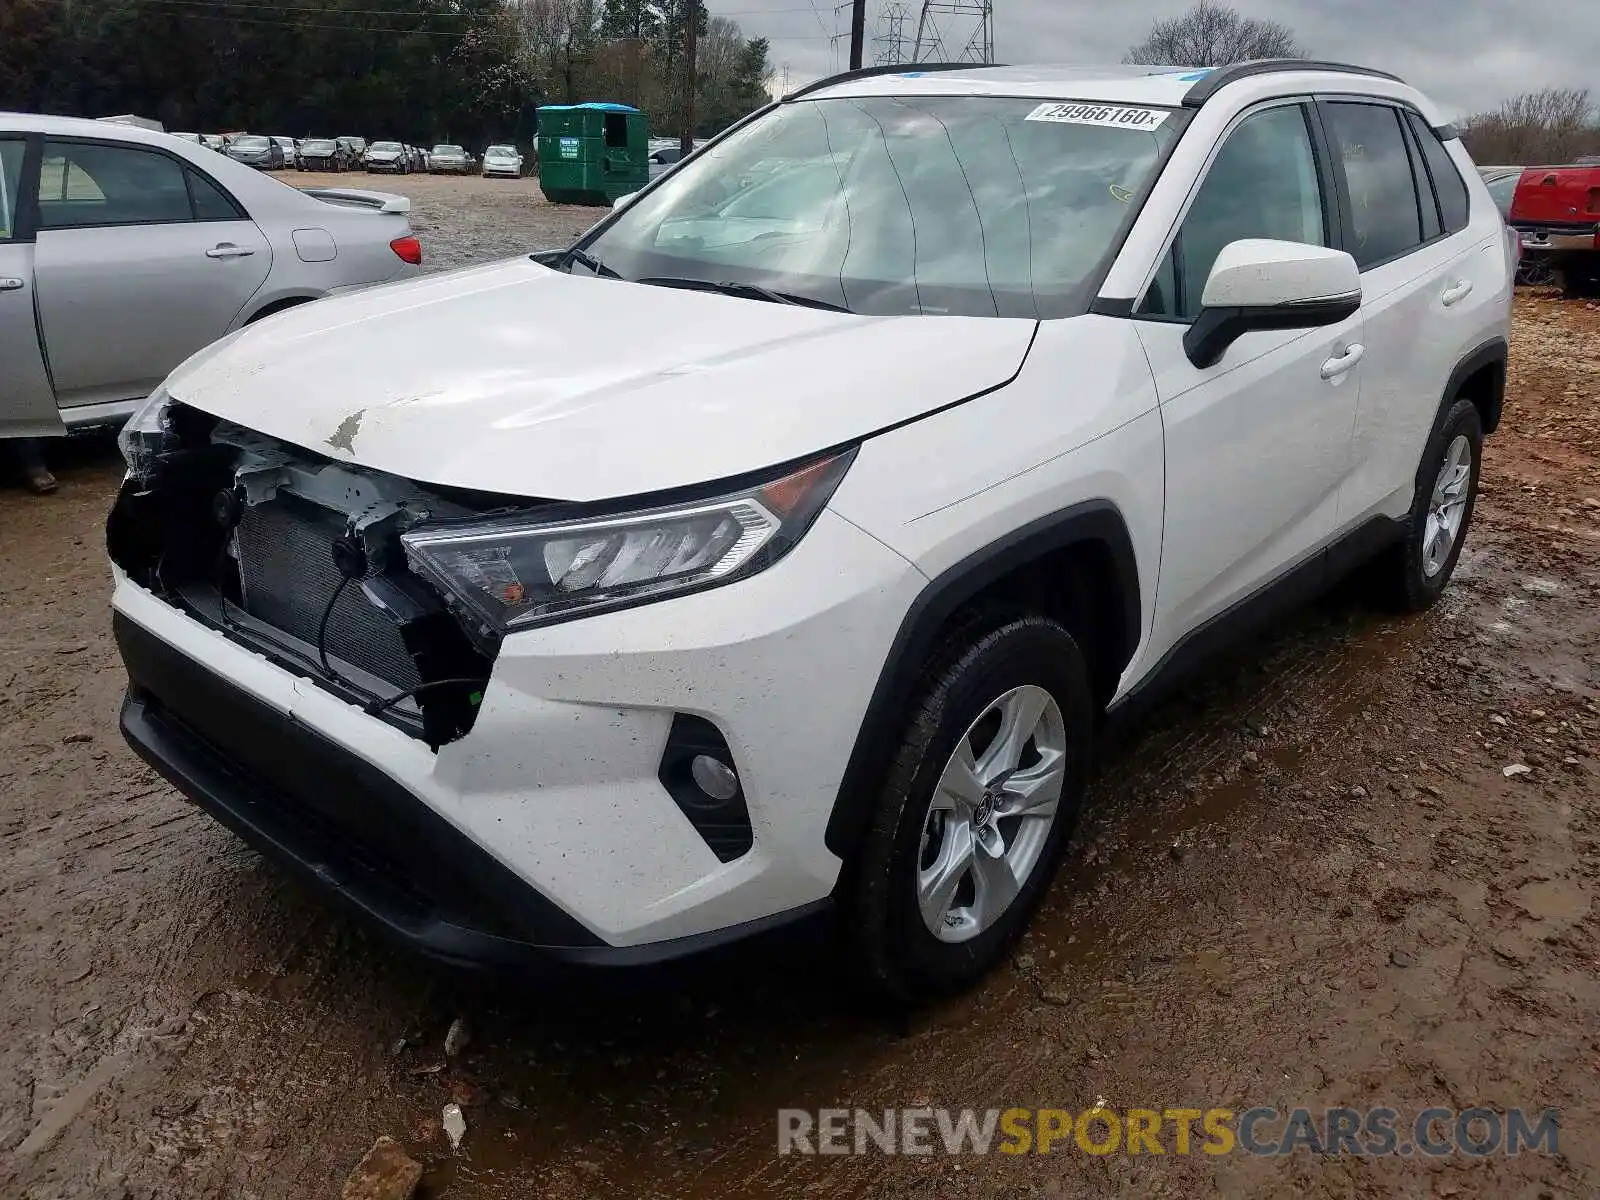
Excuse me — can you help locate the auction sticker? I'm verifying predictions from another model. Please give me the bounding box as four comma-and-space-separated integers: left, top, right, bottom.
1025, 102, 1169, 131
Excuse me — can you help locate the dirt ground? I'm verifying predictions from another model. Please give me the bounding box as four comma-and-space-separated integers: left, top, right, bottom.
1, 176, 1597, 1198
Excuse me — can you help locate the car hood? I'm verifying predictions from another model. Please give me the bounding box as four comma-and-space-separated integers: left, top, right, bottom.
167, 257, 1038, 501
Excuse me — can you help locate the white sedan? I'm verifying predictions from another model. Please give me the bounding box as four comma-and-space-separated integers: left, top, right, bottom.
0, 112, 422, 438
481, 144, 523, 178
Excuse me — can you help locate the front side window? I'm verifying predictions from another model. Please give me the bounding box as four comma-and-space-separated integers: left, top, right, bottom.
1323, 102, 1425, 269
38, 141, 192, 229
0, 138, 24, 240
585, 95, 1187, 318
1141, 103, 1327, 320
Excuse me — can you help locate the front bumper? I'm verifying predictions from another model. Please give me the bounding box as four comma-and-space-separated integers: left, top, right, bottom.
110, 508, 925, 961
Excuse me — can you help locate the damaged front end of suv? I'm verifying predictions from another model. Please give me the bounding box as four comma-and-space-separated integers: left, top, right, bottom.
109, 391, 500, 750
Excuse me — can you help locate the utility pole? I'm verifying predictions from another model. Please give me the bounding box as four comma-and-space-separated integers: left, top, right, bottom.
681, 0, 698, 156
849, 0, 867, 70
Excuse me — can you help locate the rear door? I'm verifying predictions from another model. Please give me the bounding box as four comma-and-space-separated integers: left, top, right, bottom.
1321, 101, 1504, 528
0, 133, 61, 437
32, 137, 271, 411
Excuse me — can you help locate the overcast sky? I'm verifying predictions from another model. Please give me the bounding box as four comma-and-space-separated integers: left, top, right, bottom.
713, 0, 1587, 118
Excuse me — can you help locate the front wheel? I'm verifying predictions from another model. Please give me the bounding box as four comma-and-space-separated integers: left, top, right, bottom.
1372, 397, 1483, 611
844, 616, 1093, 1002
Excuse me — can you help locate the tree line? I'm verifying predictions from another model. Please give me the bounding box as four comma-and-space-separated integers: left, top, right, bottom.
0, 0, 772, 147
1121, 1, 1600, 167
1459, 89, 1600, 166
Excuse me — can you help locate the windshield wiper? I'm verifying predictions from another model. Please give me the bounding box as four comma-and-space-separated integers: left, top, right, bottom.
634, 276, 851, 313
560, 247, 622, 279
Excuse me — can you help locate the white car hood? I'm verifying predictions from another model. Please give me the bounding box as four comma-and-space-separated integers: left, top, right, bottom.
168, 257, 1037, 501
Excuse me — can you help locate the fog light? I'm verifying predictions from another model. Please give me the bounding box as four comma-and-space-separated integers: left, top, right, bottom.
690, 754, 739, 801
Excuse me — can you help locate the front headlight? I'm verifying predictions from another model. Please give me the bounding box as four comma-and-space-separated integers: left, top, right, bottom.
402, 450, 855, 636
117, 386, 175, 482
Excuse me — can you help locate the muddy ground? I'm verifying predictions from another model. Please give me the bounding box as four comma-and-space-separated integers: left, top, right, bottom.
1, 176, 1597, 1198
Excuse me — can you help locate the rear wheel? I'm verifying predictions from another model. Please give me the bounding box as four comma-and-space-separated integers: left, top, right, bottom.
845, 616, 1093, 1002
1372, 397, 1482, 611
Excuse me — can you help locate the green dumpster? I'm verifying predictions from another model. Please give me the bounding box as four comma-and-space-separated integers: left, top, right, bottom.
537, 102, 649, 206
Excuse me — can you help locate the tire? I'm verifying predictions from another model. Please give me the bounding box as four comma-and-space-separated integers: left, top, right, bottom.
844, 615, 1094, 1002
1372, 397, 1483, 612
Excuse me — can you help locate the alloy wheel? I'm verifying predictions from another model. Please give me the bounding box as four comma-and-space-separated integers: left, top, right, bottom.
916, 685, 1067, 943
1422, 433, 1473, 578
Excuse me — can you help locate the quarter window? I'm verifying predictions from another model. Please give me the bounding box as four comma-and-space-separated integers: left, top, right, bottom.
0, 138, 24, 240
188, 167, 242, 221
1140, 103, 1328, 320
1322, 103, 1425, 269
39, 141, 194, 229
1406, 111, 1470, 234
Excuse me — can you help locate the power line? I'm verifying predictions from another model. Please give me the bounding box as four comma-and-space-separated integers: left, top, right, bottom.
111, 0, 821, 24
115, 5, 474, 35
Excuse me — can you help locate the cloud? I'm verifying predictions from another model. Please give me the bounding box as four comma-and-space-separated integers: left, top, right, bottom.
713, 0, 1589, 117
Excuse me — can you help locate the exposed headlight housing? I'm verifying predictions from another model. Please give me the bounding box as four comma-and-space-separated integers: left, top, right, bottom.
402, 450, 855, 637
117, 386, 176, 482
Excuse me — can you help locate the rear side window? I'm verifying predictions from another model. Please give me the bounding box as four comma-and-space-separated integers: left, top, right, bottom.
1406, 112, 1470, 234
39, 141, 192, 228
1322, 103, 1424, 269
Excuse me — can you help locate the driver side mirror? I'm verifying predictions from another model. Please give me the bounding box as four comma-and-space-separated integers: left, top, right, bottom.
1183, 240, 1361, 369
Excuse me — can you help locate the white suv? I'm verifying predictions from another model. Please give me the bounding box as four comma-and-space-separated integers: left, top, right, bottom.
108, 61, 1513, 999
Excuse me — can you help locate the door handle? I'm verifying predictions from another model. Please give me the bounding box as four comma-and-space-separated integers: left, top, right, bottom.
1441, 280, 1474, 307
205, 244, 256, 259
0, 277, 24, 292
1320, 343, 1365, 381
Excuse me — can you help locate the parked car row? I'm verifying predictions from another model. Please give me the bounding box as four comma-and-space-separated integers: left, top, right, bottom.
163, 130, 536, 177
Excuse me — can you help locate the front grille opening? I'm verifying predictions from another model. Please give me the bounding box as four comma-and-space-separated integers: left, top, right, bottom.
108, 422, 495, 750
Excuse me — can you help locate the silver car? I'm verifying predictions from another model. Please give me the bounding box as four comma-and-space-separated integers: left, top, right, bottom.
0, 113, 422, 437
427, 144, 472, 174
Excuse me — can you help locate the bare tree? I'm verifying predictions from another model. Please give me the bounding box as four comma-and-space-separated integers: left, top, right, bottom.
1124, 0, 1303, 67
1461, 88, 1600, 165
509, 0, 598, 105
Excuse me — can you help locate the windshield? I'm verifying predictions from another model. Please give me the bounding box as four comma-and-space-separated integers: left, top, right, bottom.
233, 136, 269, 150
583, 96, 1184, 319
303, 140, 334, 152
487, 145, 516, 156
371, 142, 401, 152
433, 145, 463, 154
1486, 172, 1521, 217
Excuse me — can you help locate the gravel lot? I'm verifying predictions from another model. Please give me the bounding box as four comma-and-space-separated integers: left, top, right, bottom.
2, 176, 1598, 1199
275, 171, 602, 273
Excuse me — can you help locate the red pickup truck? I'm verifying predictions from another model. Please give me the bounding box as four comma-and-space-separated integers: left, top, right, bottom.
1508, 162, 1600, 296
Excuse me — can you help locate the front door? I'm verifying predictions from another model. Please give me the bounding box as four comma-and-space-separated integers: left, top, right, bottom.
1130, 101, 1363, 663
31, 137, 271, 410
0, 134, 60, 438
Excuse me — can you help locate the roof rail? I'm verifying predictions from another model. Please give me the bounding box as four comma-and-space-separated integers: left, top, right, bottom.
785, 62, 999, 102
1182, 59, 1404, 106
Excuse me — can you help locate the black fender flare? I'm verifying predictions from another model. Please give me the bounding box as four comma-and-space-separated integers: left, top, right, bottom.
824, 500, 1141, 861
1440, 337, 1508, 435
